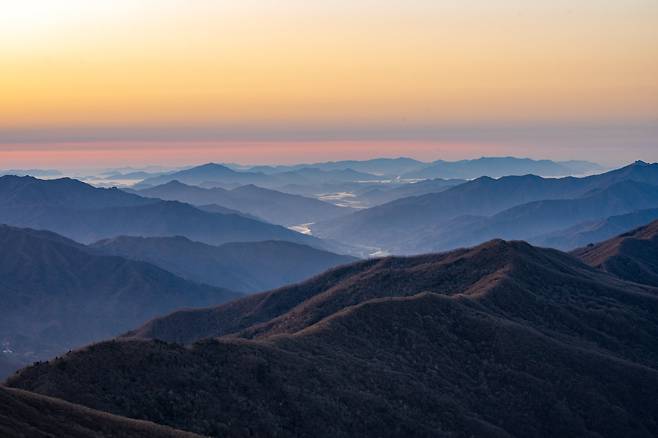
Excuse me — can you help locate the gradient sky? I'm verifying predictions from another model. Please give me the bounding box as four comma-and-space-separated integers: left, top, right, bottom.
1, 0, 657, 168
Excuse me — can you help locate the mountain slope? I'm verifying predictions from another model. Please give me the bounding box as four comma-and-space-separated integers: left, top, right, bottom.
138, 180, 353, 226
573, 220, 658, 286
357, 178, 465, 206
136, 163, 271, 187
403, 180, 658, 254
91, 236, 357, 293
0, 225, 238, 379
0, 386, 201, 438
0, 175, 324, 248
313, 161, 658, 253
10, 240, 658, 437
535, 208, 658, 250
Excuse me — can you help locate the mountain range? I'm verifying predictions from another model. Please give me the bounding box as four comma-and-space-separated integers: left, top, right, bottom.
91, 236, 356, 293
0, 175, 329, 249
135, 163, 381, 190
534, 208, 658, 249
136, 180, 353, 226
237, 157, 602, 179
402, 180, 658, 254
0, 225, 238, 379
313, 161, 658, 254
401, 157, 602, 179
9, 227, 658, 437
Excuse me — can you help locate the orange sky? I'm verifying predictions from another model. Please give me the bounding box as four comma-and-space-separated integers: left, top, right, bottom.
0, 1, 657, 167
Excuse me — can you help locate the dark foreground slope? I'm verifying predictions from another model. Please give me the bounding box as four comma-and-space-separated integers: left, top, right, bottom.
0, 386, 201, 438
91, 236, 356, 293
9, 240, 658, 437
0, 225, 238, 378
574, 220, 658, 286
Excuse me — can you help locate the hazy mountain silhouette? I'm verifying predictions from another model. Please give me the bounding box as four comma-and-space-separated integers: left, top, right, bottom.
136, 163, 272, 187
242, 157, 601, 179
314, 161, 658, 253
0, 225, 238, 379
0, 169, 62, 177
0, 175, 326, 248
244, 157, 426, 177
136, 162, 380, 189
401, 180, 658, 254
356, 178, 465, 206
0, 386, 201, 438
573, 220, 658, 287
91, 236, 356, 293
402, 157, 602, 179
193, 203, 260, 219
137, 180, 353, 226
11, 239, 658, 437
535, 208, 658, 250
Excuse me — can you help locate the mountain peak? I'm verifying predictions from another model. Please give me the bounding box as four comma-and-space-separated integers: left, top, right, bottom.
162, 179, 189, 187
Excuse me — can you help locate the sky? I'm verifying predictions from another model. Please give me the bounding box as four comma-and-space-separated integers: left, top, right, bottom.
0, 0, 657, 169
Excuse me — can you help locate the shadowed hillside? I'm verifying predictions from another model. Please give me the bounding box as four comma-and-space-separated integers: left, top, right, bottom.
0, 225, 239, 379
91, 236, 356, 293
0, 386, 201, 437
10, 240, 658, 437
537, 208, 658, 250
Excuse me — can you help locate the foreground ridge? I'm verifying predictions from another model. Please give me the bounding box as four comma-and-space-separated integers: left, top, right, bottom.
8, 236, 658, 437
0, 386, 201, 438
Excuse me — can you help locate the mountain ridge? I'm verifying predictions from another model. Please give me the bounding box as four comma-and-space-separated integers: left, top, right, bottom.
573, 220, 658, 286
10, 237, 658, 437
91, 235, 357, 293
0, 224, 238, 379
0, 175, 328, 249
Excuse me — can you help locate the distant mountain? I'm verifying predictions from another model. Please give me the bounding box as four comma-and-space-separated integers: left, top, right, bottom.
0, 225, 238, 379
11, 240, 658, 437
403, 180, 658, 254
402, 156, 603, 179
136, 162, 380, 189
535, 208, 658, 250
194, 203, 260, 219
0, 386, 200, 437
573, 220, 658, 287
243, 157, 426, 176
240, 157, 603, 179
137, 180, 353, 226
137, 163, 271, 187
102, 170, 166, 180
0, 168, 62, 177
0, 175, 326, 249
0, 175, 151, 209
356, 178, 465, 206
91, 236, 356, 293
313, 161, 658, 254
